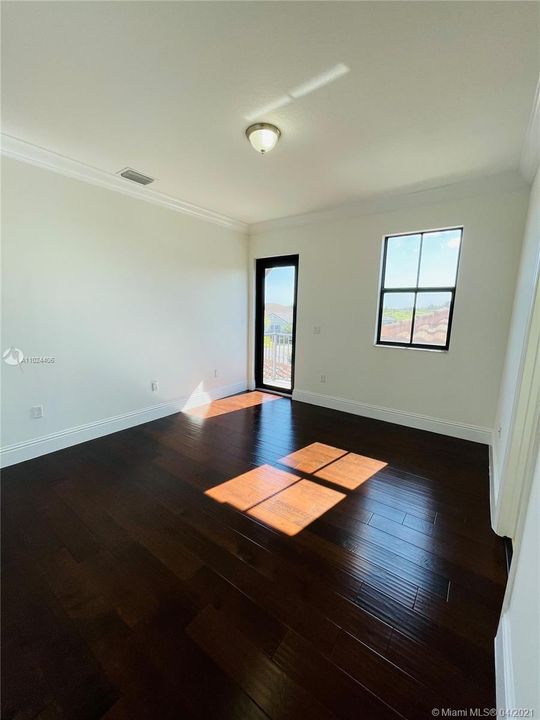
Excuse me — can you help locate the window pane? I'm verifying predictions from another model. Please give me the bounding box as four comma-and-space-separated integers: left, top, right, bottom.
383, 234, 421, 288
418, 229, 461, 288
379, 293, 414, 343
412, 292, 452, 346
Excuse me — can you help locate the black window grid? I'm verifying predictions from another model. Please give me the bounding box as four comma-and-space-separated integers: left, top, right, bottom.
376, 227, 463, 351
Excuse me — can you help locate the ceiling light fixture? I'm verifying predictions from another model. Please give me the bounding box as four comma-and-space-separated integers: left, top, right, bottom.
245, 123, 281, 154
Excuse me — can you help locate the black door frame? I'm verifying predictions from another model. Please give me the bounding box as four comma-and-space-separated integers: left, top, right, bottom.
255, 255, 299, 395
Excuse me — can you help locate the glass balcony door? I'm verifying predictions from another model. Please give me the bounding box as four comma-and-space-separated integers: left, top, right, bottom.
255, 255, 298, 393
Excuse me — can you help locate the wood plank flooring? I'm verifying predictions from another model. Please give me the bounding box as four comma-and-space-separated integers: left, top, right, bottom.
1, 393, 507, 719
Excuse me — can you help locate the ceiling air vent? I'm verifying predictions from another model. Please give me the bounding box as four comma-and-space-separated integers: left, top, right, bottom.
117, 168, 154, 186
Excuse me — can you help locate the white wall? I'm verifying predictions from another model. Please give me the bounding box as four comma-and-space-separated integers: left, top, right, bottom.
492, 169, 540, 535
1, 157, 248, 465
496, 447, 540, 715
249, 186, 529, 441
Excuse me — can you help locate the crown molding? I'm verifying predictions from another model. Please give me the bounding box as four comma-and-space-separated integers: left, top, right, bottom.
248, 170, 529, 234
2, 132, 532, 237
520, 73, 540, 184
0, 134, 248, 233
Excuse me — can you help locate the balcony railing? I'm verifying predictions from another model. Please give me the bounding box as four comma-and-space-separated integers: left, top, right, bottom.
263, 332, 293, 389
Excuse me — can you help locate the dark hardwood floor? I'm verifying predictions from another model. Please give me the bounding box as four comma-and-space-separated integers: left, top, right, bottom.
1, 394, 507, 719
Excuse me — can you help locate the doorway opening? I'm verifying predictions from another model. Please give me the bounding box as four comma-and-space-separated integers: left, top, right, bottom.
255, 255, 299, 394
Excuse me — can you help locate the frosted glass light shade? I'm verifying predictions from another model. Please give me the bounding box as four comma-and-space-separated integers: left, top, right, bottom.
245, 123, 281, 154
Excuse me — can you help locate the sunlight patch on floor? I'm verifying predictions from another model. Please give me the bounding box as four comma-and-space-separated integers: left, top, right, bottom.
247, 479, 346, 536
204, 464, 299, 511
314, 452, 388, 490
186, 391, 280, 419
278, 442, 348, 474
204, 440, 388, 536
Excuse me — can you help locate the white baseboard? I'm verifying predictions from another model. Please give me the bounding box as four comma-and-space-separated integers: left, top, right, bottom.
292, 388, 492, 444
495, 613, 516, 712
0, 381, 247, 468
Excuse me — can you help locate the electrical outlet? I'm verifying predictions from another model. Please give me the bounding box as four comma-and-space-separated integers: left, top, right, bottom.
31, 405, 43, 419
320, 374, 326, 384
313, 326, 321, 335
151, 381, 159, 392
214, 369, 219, 378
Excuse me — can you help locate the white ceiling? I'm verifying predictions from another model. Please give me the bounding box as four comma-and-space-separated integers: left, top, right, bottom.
2, 1, 539, 224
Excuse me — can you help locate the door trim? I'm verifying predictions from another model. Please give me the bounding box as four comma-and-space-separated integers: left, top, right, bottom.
255, 255, 299, 395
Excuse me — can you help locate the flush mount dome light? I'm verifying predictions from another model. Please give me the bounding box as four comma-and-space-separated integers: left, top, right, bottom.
245, 123, 281, 154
